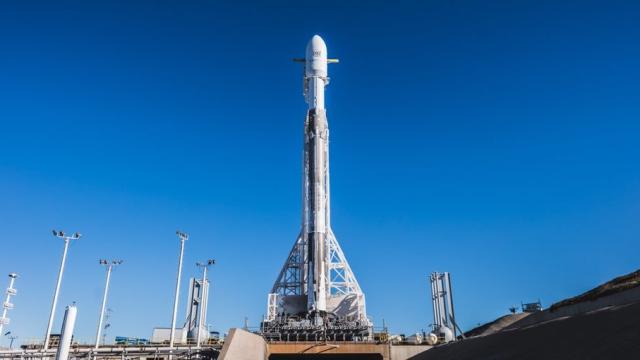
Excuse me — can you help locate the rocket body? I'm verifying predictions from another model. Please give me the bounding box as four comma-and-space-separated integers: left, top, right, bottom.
302, 35, 332, 314
304, 109, 329, 313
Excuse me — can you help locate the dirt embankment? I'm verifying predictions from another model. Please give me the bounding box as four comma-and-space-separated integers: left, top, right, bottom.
464, 312, 530, 337
410, 301, 640, 360
549, 269, 640, 312
414, 269, 640, 359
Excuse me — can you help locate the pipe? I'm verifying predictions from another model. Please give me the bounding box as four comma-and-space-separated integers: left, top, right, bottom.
55, 305, 77, 360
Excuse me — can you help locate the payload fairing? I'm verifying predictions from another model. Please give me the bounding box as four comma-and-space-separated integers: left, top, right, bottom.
262, 35, 371, 341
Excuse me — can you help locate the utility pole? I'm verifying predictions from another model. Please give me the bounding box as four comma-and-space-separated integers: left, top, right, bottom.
195, 260, 215, 348
0, 273, 18, 336
169, 231, 188, 360
44, 230, 81, 351
95, 260, 122, 349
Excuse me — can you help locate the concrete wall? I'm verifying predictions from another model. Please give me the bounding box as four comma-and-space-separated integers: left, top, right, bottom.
219, 330, 434, 360
268, 342, 389, 360
268, 342, 389, 359
390, 345, 432, 359
219, 328, 267, 360
268, 342, 433, 360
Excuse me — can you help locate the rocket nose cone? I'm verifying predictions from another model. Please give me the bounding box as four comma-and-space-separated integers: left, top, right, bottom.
305, 35, 329, 78
307, 35, 327, 56
310, 34, 325, 47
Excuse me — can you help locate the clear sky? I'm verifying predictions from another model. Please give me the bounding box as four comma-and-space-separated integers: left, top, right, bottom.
1, 0, 639, 346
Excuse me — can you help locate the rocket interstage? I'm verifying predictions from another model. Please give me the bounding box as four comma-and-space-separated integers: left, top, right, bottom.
262, 35, 371, 341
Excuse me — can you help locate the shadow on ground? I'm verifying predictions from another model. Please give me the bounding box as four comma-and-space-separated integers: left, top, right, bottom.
409, 302, 640, 360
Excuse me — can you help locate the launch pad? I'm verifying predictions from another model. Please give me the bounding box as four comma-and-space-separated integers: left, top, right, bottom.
261, 313, 372, 342
268, 342, 389, 359
219, 328, 432, 360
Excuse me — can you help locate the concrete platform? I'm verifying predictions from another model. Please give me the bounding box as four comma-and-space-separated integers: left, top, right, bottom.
219, 328, 267, 360
268, 342, 389, 359
220, 329, 432, 360
269, 342, 431, 360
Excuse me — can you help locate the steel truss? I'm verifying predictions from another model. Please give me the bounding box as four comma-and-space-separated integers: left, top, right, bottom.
0, 346, 219, 360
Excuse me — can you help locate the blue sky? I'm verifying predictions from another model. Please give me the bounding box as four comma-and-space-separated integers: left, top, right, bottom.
1, 0, 639, 345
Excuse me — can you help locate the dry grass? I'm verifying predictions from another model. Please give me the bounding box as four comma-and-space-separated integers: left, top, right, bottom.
549, 269, 640, 312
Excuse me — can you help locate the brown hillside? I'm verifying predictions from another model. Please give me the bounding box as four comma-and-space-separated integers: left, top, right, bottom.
549, 269, 640, 312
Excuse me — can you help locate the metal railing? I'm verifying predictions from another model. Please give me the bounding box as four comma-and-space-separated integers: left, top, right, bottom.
0, 344, 220, 360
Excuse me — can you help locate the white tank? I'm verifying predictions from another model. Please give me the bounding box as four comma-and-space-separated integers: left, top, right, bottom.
438, 326, 455, 343
425, 332, 438, 345
388, 334, 403, 344
55, 305, 77, 360
405, 333, 423, 344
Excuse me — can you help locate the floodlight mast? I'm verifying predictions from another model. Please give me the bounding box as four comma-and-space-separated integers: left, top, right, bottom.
44, 230, 81, 351
195, 259, 215, 348
169, 231, 188, 360
0, 273, 18, 336
94, 260, 122, 350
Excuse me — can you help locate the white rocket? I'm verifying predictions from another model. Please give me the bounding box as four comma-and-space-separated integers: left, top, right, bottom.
300, 34, 337, 314
268, 35, 369, 325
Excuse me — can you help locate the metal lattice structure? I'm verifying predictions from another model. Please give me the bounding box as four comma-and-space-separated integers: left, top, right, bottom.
0, 346, 219, 360
271, 235, 304, 297
268, 230, 368, 321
